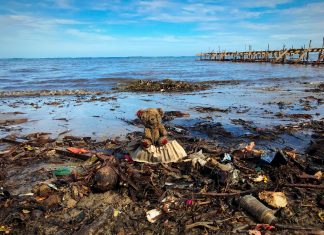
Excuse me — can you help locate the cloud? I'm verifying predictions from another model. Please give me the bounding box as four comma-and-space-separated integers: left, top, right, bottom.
239, 0, 292, 8
53, 0, 75, 9
66, 29, 116, 41
0, 14, 82, 30
146, 13, 220, 23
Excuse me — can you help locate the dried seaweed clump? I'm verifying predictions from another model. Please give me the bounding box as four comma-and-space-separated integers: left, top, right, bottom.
116, 79, 212, 92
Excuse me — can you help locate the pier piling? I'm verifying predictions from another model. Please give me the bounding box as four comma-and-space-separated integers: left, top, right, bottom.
197, 39, 324, 65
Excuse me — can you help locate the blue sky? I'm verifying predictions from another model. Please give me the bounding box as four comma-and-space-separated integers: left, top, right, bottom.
0, 0, 323, 57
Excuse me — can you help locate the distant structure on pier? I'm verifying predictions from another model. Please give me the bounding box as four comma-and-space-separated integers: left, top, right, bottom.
197, 39, 324, 65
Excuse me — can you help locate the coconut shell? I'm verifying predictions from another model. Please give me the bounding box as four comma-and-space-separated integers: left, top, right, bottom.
92, 166, 119, 192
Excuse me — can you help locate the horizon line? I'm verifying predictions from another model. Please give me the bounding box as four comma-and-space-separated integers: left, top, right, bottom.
0, 55, 196, 60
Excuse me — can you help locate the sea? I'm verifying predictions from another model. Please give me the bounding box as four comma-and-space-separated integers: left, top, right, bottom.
0, 57, 323, 91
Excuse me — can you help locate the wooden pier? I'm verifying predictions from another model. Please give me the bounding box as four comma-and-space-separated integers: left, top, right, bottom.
197, 39, 324, 65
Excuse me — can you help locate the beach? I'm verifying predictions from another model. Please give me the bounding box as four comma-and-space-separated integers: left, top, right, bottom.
0, 58, 323, 233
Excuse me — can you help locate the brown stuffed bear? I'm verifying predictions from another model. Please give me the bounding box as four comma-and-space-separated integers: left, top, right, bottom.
136, 108, 168, 148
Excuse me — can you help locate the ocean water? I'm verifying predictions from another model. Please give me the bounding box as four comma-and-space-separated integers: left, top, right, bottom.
0, 57, 323, 91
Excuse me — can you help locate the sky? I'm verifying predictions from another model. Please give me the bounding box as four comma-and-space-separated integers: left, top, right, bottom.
0, 0, 323, 58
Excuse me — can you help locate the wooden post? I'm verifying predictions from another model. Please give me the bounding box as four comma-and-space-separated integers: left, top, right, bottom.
306, 40, 311, 63
317, 37, 324, 64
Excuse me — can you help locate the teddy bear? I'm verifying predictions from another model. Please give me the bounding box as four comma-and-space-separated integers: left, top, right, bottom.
136, 108, 168, 148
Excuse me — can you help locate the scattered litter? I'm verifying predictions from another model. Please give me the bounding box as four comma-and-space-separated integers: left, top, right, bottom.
0, 225, 11, 234
24, 145, 34, 151
189, 150, 208, 167
18, 193, 34, 197
185, 199, 193, 205
113, 209, 120, 217
0, 112, 323, 233
314, 171, 322, 180
67, 147, 90, 154
47, 183, 58, 190
240, 195, 277, 224
146, 209, 163, 223
261, 150, 288, 166
53, 166, 74, 176
258, 191, 288, 208
252, 175, 268, 183
245, 142, 255, 152
318, 211, 324, 222
221, 153, 232, 162
123, 154, 133, 163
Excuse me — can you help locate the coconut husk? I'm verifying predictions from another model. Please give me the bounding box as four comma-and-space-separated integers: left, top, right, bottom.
130, 140, 187, 163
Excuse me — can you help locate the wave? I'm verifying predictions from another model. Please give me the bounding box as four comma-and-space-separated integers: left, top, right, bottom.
258, 76, 310, 82
0, 89, 109, 98
10, 68, 40, 73
96, 77, 138, 82
26, 78, 90, 85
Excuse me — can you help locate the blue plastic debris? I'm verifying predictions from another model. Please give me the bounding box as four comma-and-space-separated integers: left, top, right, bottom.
221, 153, 232, 162
261, 150, 288, 166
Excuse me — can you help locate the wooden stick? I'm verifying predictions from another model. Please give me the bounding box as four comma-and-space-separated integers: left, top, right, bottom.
0, 138, 27, 145
275, 223, 323, 231
185, 221, 219, 231
283, 183, 324, 189
193, 189, 258, 197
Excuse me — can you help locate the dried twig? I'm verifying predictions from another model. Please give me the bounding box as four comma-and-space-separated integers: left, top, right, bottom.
185, 221, 219, 231
193, 189, 258, 197
275, 223, 323, 232
283, 183, 324, 189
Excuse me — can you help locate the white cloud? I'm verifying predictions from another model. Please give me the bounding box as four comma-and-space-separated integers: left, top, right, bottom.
54, 0, 74, 9
146, 13, 220, 23
239, 0, 292, 8
0, 14, 82, 31
66, 29, 116, 41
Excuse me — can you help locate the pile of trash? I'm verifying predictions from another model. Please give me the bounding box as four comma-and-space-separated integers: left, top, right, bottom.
0, 130, 323, 234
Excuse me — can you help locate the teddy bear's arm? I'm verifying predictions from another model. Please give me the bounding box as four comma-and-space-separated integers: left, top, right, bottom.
159, 125, 168, 137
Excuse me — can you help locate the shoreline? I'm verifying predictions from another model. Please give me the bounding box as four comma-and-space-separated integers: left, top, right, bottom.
1, 78, 323, 146
0, 76, 323, 234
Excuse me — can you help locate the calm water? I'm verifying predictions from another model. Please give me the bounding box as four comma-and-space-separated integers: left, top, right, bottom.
0, 57, 323, 91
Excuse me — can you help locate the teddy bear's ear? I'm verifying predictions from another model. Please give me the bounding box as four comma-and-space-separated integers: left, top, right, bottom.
157, 108, 164, 117
136, 109, 144, 118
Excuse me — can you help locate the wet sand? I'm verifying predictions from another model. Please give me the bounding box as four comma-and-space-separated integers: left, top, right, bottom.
1, 77, 323, 151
